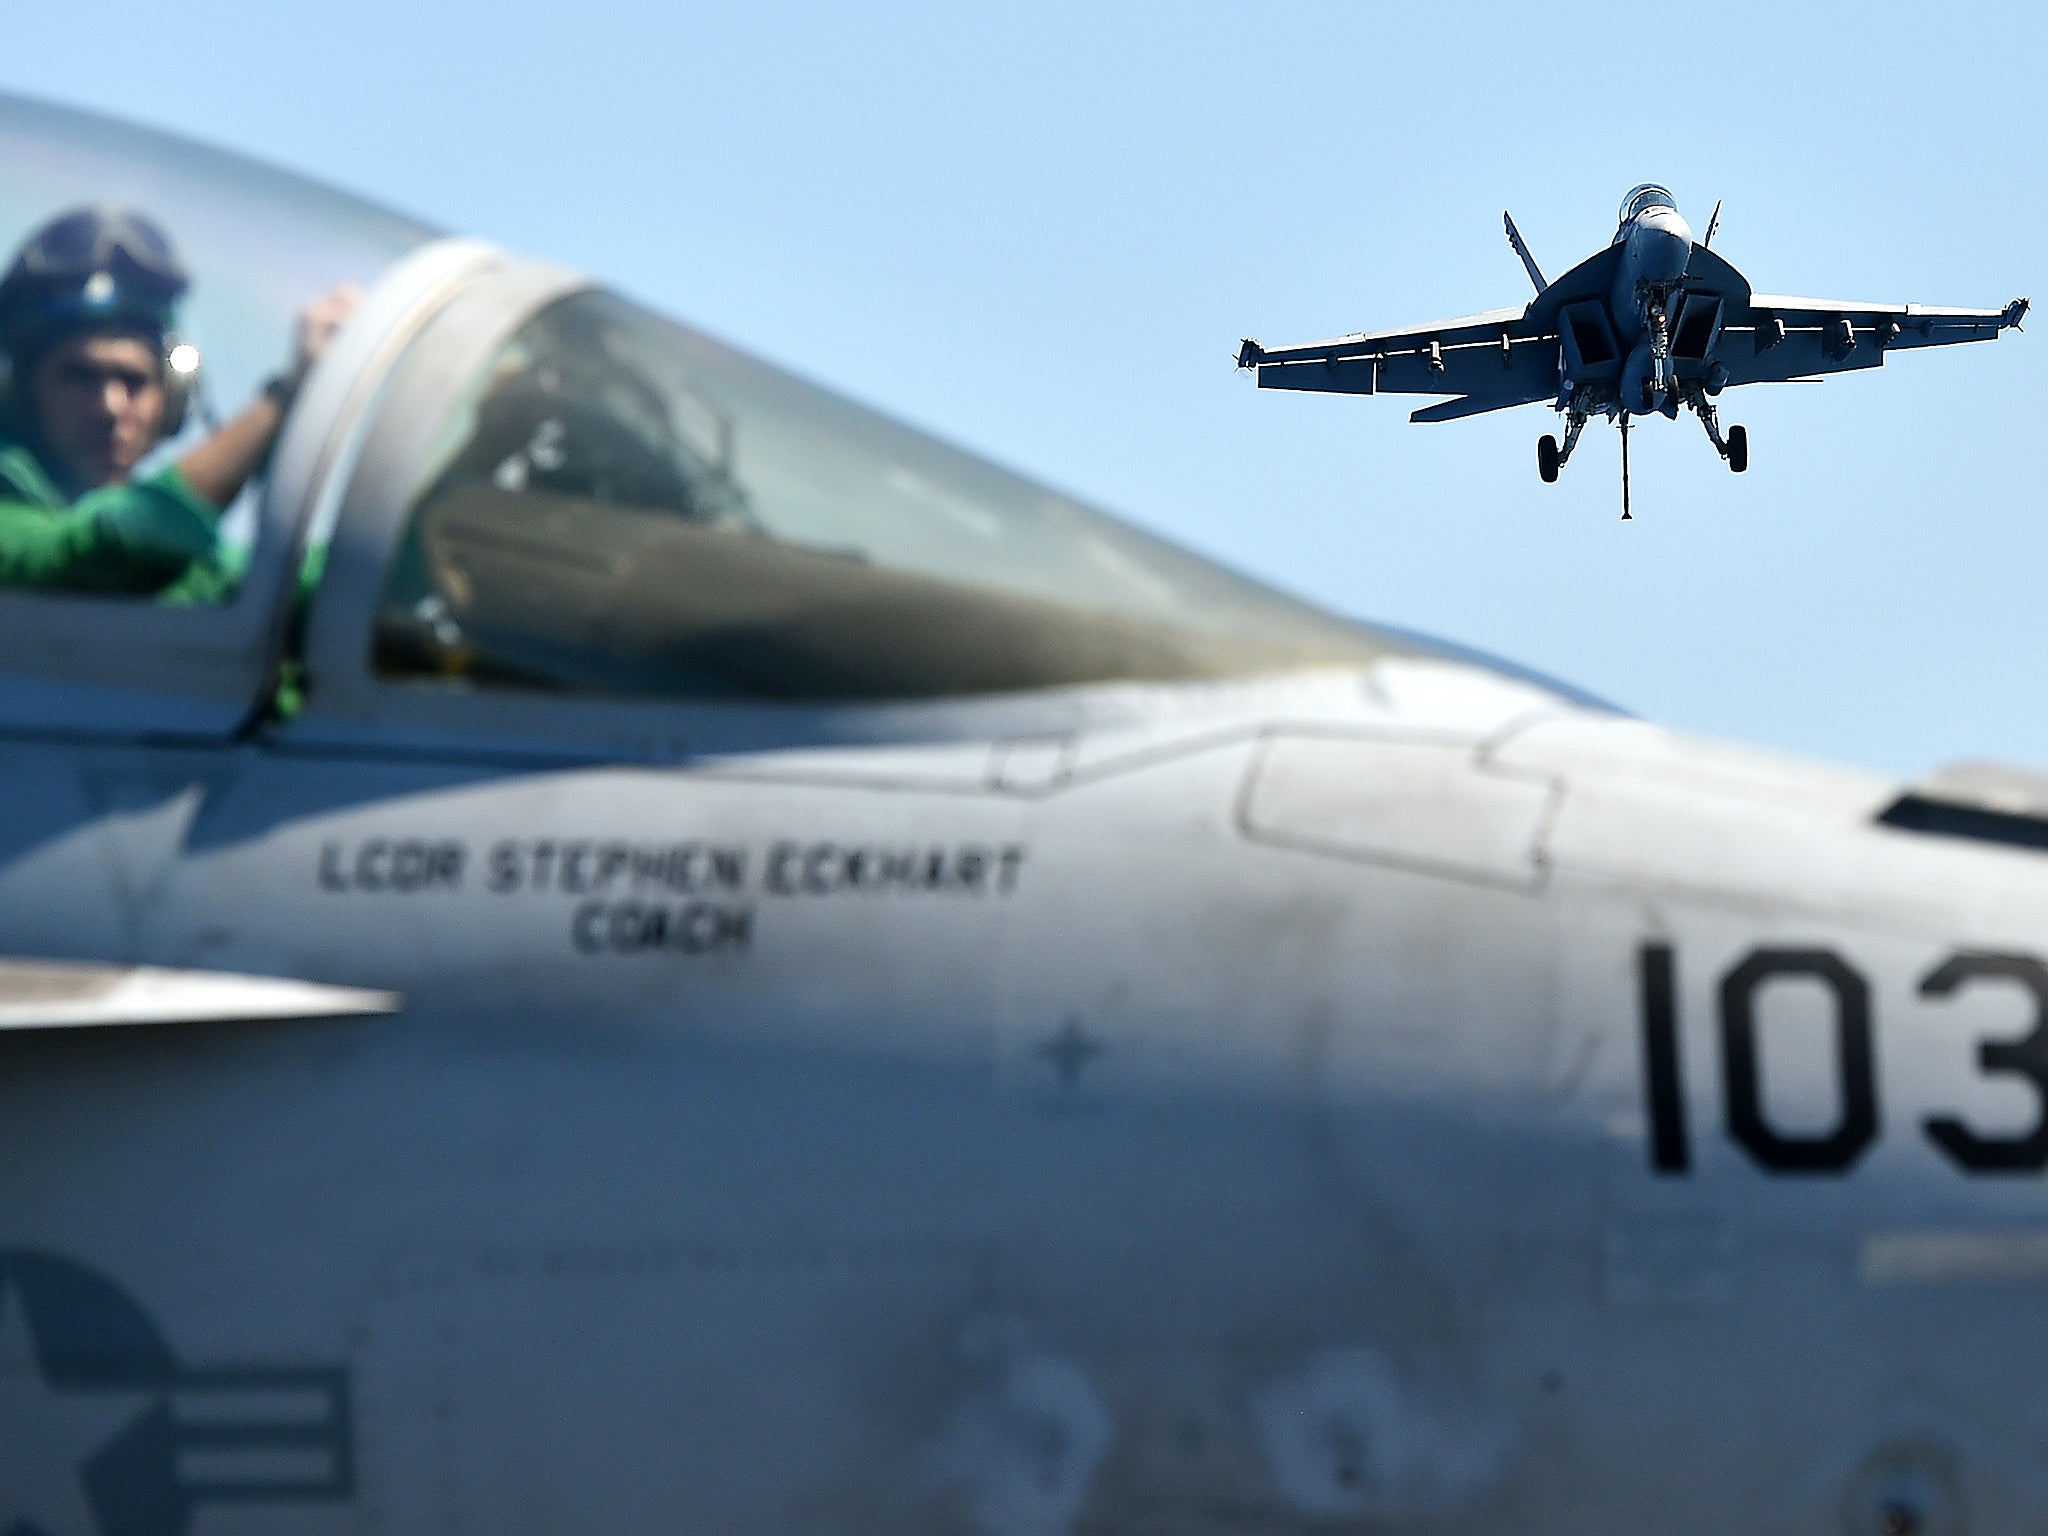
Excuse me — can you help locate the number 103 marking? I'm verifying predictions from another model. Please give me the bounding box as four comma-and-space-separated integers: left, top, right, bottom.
1637, 943, 2048, 1176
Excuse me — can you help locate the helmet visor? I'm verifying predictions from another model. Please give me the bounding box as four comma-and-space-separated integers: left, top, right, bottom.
13, 205, 187, 298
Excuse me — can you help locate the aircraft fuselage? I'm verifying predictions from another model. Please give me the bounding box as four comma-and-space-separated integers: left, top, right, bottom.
0, 98, 2039, 1536
1610, 198, 1696, 345
5, 668, 2048, 1536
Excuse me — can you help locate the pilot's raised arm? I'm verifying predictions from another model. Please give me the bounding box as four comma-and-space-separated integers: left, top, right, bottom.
0, 205, 357, 602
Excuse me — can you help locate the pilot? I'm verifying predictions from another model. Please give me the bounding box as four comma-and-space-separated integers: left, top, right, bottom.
0, 204, 357, 601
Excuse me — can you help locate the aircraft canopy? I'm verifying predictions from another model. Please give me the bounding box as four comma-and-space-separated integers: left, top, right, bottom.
1617, 184, 1679, 225
361, 287, 1419, 703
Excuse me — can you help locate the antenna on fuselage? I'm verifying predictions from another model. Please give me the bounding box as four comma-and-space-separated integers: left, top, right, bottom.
1702, 199, 1722, 249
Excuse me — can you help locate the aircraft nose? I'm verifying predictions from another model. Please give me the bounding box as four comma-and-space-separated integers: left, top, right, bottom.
1630, 206, 1694, 283
1635, 205, 1692, 244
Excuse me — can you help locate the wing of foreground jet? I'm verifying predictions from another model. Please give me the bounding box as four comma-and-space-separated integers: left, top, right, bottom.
0, 960, 399, 1030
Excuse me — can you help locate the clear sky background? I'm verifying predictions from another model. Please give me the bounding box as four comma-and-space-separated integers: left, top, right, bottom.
1, 2, 2040, 776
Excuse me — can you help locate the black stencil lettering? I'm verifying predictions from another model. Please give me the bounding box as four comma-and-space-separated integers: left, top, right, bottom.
1639, 943, 1690, 1173
317, 842, 348, 891
1922, 952, 2048, 1173
1720, 948, 1877, 1174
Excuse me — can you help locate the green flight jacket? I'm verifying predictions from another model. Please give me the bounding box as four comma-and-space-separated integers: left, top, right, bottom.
0, 437, 240, 605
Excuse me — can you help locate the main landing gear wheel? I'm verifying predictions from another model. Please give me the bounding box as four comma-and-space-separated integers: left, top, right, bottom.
1537, 434, 1560, 483
1727, 424, 1748, 473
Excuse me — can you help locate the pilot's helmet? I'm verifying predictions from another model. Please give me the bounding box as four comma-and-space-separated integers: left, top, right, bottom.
0, 204, 189, 372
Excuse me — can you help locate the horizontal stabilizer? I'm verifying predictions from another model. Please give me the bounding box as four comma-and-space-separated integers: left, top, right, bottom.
0, 959, 400, 1031
1410, 395, 1515, 423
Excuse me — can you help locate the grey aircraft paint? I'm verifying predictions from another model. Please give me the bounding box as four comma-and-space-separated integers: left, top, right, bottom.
4, 96, 2048, 1536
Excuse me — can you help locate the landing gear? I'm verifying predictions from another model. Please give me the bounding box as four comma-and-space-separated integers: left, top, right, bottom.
1535, 388, 1745, 513
1688, 387, 1748, 473
1536, 410, 1586, 483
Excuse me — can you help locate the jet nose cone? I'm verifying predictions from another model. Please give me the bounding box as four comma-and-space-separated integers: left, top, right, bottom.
1637, 205, 1693, 246
1629, 206, 1694, 283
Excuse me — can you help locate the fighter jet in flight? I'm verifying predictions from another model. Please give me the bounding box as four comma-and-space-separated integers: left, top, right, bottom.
1238, 185, 2026, 503
10, 99, 2048, 1536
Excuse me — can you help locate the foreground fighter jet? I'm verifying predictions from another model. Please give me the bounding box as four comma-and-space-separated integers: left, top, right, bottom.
11, 95, 2048, 1536
1239, 185, 2026, 504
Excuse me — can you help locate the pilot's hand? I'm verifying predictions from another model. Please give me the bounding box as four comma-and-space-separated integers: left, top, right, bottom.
289, 284, 362, 381
89, 489, 216, 574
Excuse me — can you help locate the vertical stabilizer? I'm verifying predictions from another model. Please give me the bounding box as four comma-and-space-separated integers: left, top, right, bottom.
1503, 211, 1547, 294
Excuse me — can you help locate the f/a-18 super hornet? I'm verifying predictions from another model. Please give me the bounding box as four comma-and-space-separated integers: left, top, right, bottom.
13, 96, 2048, 1536
1238, 184, 2026, 503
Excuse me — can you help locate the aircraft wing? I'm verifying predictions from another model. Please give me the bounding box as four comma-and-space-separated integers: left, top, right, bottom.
1238, 305, 1561, 422
1715, 294, 2027, 387
0, 959, 399, 1030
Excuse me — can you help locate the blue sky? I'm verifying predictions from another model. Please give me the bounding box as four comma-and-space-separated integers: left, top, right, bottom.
3, 2, 2041, 775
